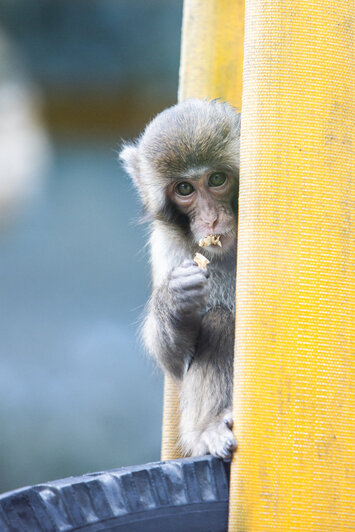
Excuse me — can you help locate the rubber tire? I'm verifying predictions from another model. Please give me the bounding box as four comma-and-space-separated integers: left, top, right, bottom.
0, 455, 230, 531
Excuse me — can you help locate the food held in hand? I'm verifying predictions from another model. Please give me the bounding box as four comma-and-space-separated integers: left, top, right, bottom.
193, 252, 210, 270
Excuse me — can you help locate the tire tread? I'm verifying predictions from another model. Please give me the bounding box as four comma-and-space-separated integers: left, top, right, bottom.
0, 456, 229, 531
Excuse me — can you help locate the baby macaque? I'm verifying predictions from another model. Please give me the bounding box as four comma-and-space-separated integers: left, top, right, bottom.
120, 99, 240, 459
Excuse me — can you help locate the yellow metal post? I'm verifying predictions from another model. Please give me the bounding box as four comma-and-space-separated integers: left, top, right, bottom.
179, 0, 245, 110
161, 0, 245, 461
161, 377, 181, 460
229, 1, 354, 530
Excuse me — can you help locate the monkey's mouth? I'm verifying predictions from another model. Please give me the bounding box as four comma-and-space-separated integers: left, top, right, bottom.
197, 231, 236, 254
198, 234, 222, 248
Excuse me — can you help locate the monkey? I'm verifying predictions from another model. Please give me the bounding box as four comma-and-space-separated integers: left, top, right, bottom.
120, 98, 240, 459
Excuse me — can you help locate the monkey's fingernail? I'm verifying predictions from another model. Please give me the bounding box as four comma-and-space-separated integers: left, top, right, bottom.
228, 440, 237, 451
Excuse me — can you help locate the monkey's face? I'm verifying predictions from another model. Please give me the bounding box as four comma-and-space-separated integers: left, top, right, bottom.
120, 99, 241, 254
167, 168, 238, 255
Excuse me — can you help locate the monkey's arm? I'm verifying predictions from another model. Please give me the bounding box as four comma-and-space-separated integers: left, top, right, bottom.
143, 260, 208, 380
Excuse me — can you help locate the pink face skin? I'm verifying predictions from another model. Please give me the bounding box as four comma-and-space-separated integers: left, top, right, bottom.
168, 169, 238, 255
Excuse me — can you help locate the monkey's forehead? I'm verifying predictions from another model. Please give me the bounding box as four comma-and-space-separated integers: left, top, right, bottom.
139, 99, 240, 175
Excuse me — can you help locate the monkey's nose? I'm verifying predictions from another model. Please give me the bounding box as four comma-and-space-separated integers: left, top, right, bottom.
202, 212, 218, 228
208, 218, 219, 231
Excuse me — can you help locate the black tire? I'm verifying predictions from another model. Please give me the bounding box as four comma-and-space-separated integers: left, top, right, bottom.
0, 455, 230, 531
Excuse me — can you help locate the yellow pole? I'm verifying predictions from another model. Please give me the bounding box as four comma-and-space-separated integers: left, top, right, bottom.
161, 377, 181, 460
229, 1, 354, 530
179, 0, 245, 110
161, 0, 245, 461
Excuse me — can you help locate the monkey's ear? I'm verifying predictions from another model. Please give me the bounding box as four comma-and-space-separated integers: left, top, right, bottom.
119, 143, 141, 188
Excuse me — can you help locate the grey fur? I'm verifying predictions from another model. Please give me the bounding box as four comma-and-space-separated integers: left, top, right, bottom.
180, 306, 235, 457
120, 98, 240, 215
119, 99, 240, 459
146, 259, 209, 380
140, 99, 240, 175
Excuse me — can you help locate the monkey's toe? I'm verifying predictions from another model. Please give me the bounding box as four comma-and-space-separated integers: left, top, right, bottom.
222, 438, 237, 460
200, 420, 237, 461
223, 413, 233, 429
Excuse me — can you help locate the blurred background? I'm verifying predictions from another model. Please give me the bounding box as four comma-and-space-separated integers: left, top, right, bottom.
0, 0, 183, 493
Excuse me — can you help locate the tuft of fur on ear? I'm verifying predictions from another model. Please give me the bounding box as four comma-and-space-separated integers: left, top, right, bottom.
119, 143, 141, 188
119, 140, 166, 214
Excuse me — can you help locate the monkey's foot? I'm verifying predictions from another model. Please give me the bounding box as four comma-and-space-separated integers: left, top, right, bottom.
191, 411, 237, 460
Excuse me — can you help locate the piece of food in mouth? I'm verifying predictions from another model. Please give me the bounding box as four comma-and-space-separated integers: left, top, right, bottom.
193, 252, 210, 270
198, 234, 222, 248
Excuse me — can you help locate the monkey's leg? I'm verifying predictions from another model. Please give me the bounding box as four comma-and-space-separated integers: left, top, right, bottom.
179, 306, 237, 459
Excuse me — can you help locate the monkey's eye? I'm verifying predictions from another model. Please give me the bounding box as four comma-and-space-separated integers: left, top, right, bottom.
208, 172, 227, 187
176, 182, 194, 196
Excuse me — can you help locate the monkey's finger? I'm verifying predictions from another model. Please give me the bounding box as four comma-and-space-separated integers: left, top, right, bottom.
181, 259, 198, 269
186, 267, 209, 280
174, 290, 207, 308
182, 287, 208, 300
170, 273, 208, 290
176, 290, 208, 309
171, 265, 204, 279
172, 274, 208, 291
173, 261, 209, 277
171, 287, 208, 306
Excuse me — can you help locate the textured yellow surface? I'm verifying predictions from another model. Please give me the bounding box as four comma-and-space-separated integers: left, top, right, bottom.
229, 1, 354, 530
161, 377, 181, 460
179, 0, 245, 111
161, 0, 245, 461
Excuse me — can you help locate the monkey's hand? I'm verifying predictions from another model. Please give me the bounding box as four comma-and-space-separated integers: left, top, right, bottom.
168, 259, 209, 319
143, 260, 208, 380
